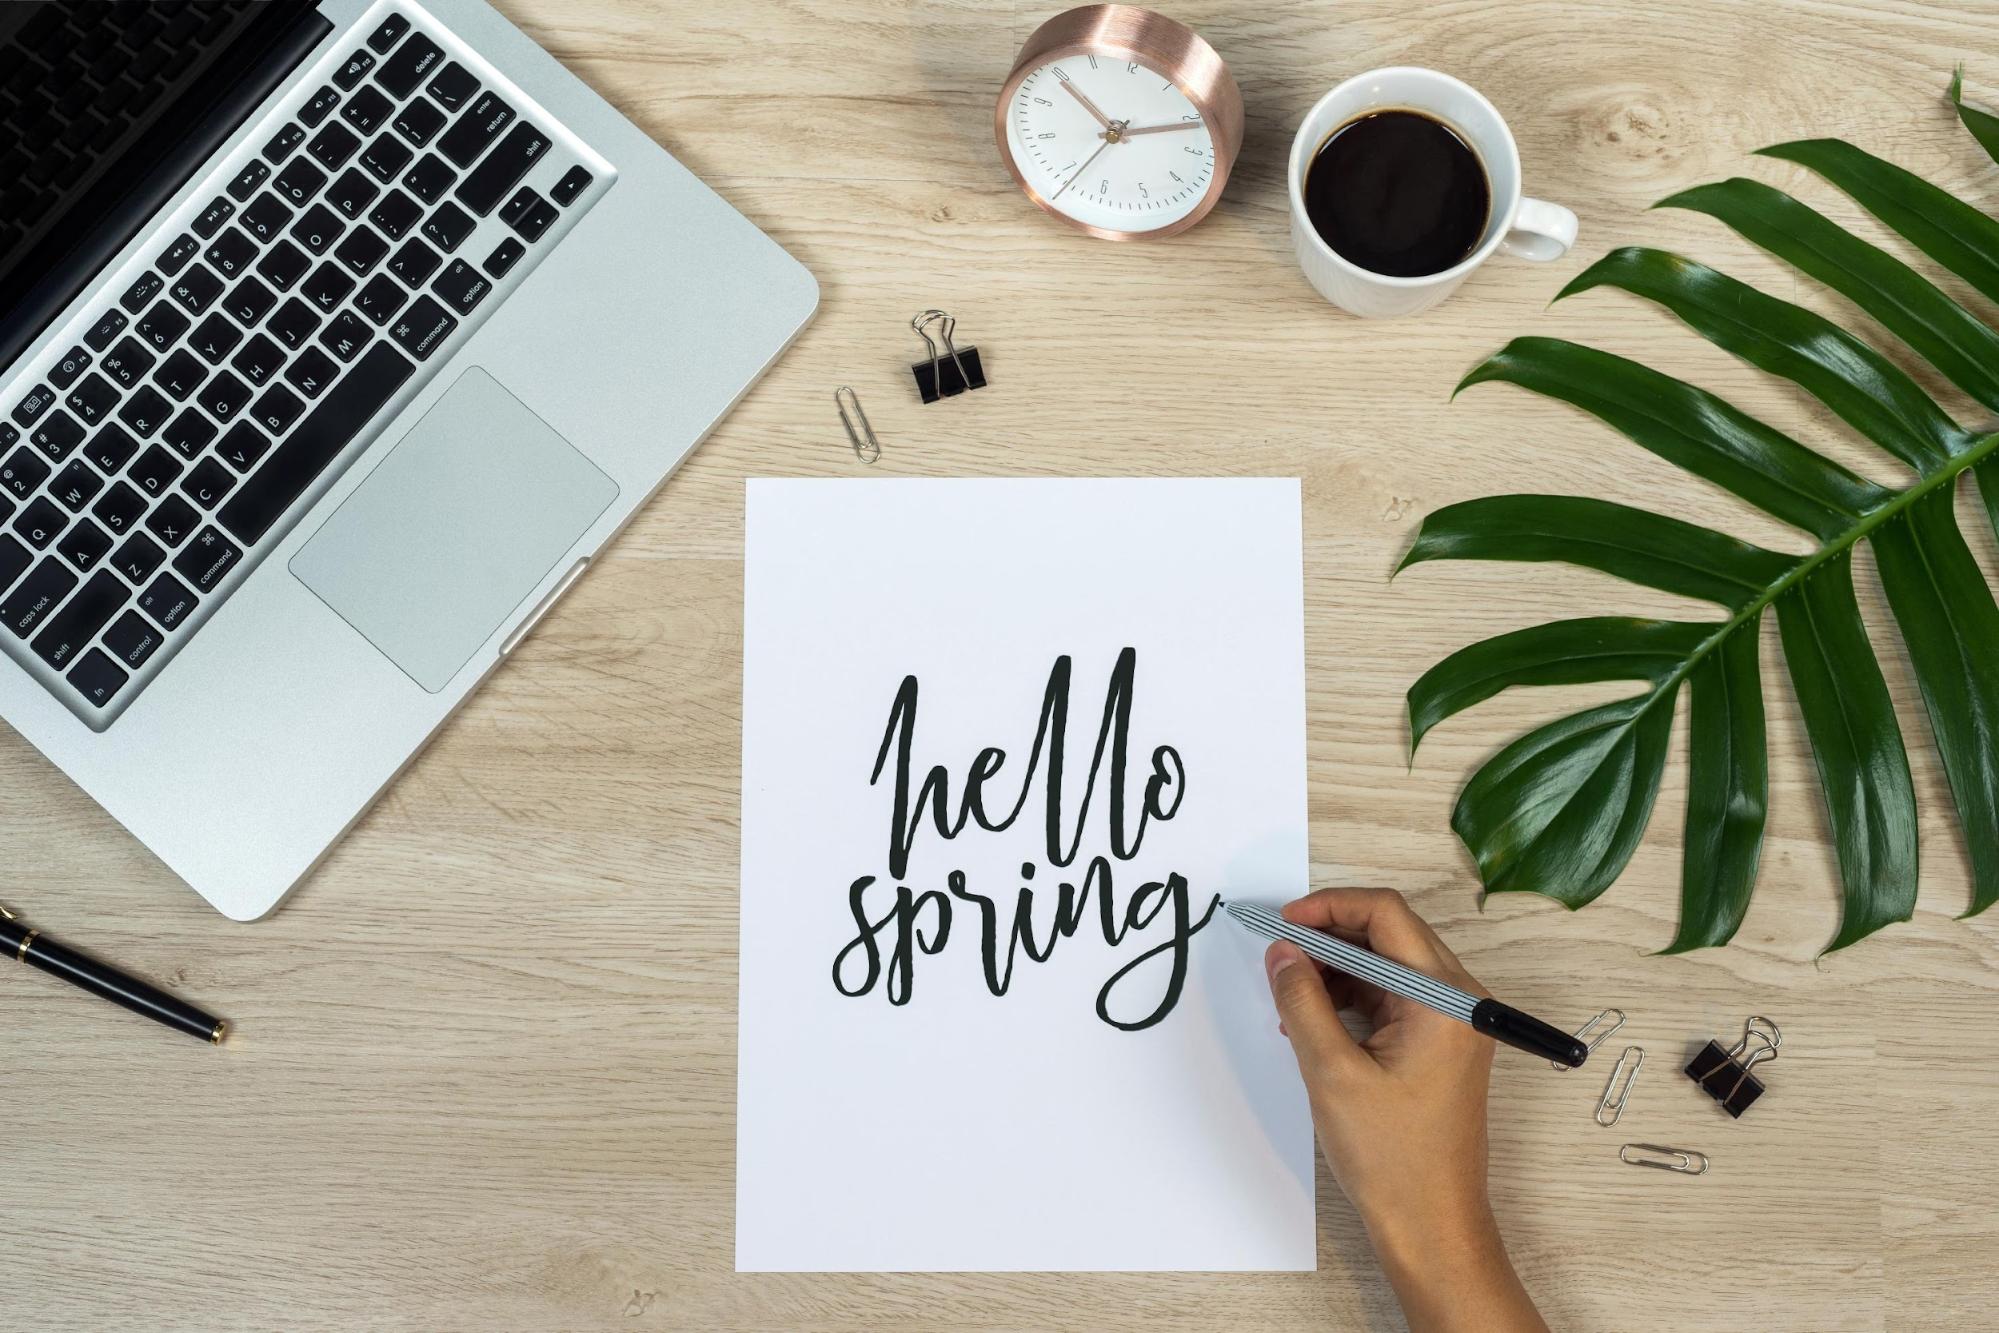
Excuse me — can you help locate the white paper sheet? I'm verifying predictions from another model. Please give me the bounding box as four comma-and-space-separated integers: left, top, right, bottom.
736, 478, 1315, 1273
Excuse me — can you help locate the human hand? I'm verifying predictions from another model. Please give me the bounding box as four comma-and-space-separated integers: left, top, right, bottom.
1264, 887, 1547, 1333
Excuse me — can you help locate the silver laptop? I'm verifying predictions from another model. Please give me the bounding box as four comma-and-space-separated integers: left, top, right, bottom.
0, 0, 816, 919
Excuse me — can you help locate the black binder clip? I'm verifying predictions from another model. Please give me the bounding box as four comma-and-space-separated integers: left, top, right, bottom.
1684, 1015, 1780, 1118
910, 309, 985, 403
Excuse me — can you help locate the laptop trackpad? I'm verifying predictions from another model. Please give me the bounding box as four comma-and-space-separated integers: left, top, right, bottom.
290, 368, 619, 693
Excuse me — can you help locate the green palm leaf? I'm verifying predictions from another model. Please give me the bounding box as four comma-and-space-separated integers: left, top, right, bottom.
1406, 73, 1999, 951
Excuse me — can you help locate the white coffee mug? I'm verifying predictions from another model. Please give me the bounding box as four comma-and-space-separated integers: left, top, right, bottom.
1288, 67, 1578, 318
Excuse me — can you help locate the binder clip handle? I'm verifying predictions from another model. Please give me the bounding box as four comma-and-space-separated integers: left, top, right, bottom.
910, 308, 986, 403
1683, 1015, 1781, 1119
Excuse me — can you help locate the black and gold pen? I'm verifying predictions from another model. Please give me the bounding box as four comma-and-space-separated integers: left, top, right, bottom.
1, 904, 227, 1045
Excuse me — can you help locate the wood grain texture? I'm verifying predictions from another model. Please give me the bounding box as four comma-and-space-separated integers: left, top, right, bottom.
8, 2, 1999, 1328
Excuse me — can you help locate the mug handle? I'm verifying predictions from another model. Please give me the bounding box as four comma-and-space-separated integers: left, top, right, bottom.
1499, 197, 1578, 262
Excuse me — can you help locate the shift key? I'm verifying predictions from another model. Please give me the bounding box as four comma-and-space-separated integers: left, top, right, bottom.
454, 121, 549, 215
437, 92, 514, 168
31, 569, 125, 668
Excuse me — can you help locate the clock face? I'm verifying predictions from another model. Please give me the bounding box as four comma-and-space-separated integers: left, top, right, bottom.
1003, 54, 1215, 234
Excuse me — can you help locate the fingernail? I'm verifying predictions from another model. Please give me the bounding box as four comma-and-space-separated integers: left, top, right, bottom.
1265, 942, 1299, 981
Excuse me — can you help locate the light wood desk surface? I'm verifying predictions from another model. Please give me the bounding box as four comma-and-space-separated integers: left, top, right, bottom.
9, 2, 1999, 1328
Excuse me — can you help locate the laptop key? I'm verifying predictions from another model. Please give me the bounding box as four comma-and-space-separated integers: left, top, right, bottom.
217, 422, 271, 473
223, 275, 278, 326
328, 168, 380, 220
420, 201, 474, 253
104, 609, 162, 668
386, 236, 440, 286
11, 384, 57, 428
134, 301, 189, 351
0, 535, 27, 597
550, 165, 592, 206
393, 97, 446, 148
431, 259, 489, 315
119, 270, 164, 314
220, 342, 414, 545
51, 460, 102, 512
366, 14, 410, 53
158, 232, 201, 274
86, 425, 139, 476
189, 313, 242, 365
268, 299, 323, 350
174, 525, 242, 592
317, 310, 372, 362
226, 158, 270, 203
242, 192, 294, 242
301, 262, 356, 312
13, 497, 66, 550
84, 309, 128, 352
137, 573, 198, 631
482, 236, 524, 279
512, 196, 558, 242
63, 375, 117, 430
353, 274, 408, 326
255, 239, 312, 291
438, 92, 513, 168
118, 385, 171, 437
284, 348, 339, 399
332, 49, 376, 91
291, 203, 345, 256
231, 334, 287, 387
197, 371, 252, 424
456, 122, 549, 216
50, 347, 91, 391
129, 446, 185, 501
58, 518, 113, 574
272, 157, 327, 206
162, 409, 217, 461
191, 195, 234, 239
68, 648, 129, 707
204, 229, 256, 280
341, 85, 394, 137
377, 32, 444, 98
388, 296, 457, 362
252, 385, 306, 436
1, 557, 78, 638
180, 462, 238, 514
93, 481, 147, 535
101, 337, 155, 388
400, 152, 454, 203
335, 226, 390, 277
361, 133, 414, 184
262, 122, 306, 164
426, 61, 479, 112
169, 263, 225, 314
146, 495, 199, 547
33, 569, 122, 667
368, 188, 422, 240
32, 408, 88, 458
154, 348, 207, 401
300, 84, 342, 128
3, 447, 51, 499
307, 122, 361, 172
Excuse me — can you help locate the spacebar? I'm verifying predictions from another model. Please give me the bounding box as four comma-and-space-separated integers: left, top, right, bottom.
219, 343, 414, 546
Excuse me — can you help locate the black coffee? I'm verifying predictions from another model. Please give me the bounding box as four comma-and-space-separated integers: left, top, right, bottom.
1304, 110, 1490, 278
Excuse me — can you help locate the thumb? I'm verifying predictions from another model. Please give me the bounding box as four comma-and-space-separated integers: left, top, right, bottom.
1265, 942, 1366, 1082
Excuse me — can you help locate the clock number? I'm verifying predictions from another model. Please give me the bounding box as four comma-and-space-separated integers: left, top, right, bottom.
1138, 183, 1149, 199
1052, 65, 1069, 82
1169, 170, 1182, 183
1038, 132, 1055, 139
1087, 55, 1097, 69
1099, 179, 1108, 195
1183, 146, 1205, 156
1127, 61, 1138, 74
1182, 113, 1201, 121
1034, 97, 1052, 106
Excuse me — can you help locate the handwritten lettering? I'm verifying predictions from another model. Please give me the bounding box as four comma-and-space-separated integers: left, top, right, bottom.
833, 648, 1219, 1031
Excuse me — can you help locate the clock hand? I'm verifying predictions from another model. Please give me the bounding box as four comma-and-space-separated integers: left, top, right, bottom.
1059, 79, 1115, 129
1051, 134, 1115, 201
1117, 120, 1205, 136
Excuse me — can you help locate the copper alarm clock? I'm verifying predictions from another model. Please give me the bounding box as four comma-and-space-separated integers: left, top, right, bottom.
995, 5, 1244, 240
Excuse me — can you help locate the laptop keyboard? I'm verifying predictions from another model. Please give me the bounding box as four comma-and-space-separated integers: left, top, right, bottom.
0, 5, 609, 728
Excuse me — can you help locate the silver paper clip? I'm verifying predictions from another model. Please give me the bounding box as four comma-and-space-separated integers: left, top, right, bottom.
834, 386, 880, 464
1555, 1007, 1627, 1072
1620, 1143, 1709, 1176
1595, 1045, 1643, 1127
